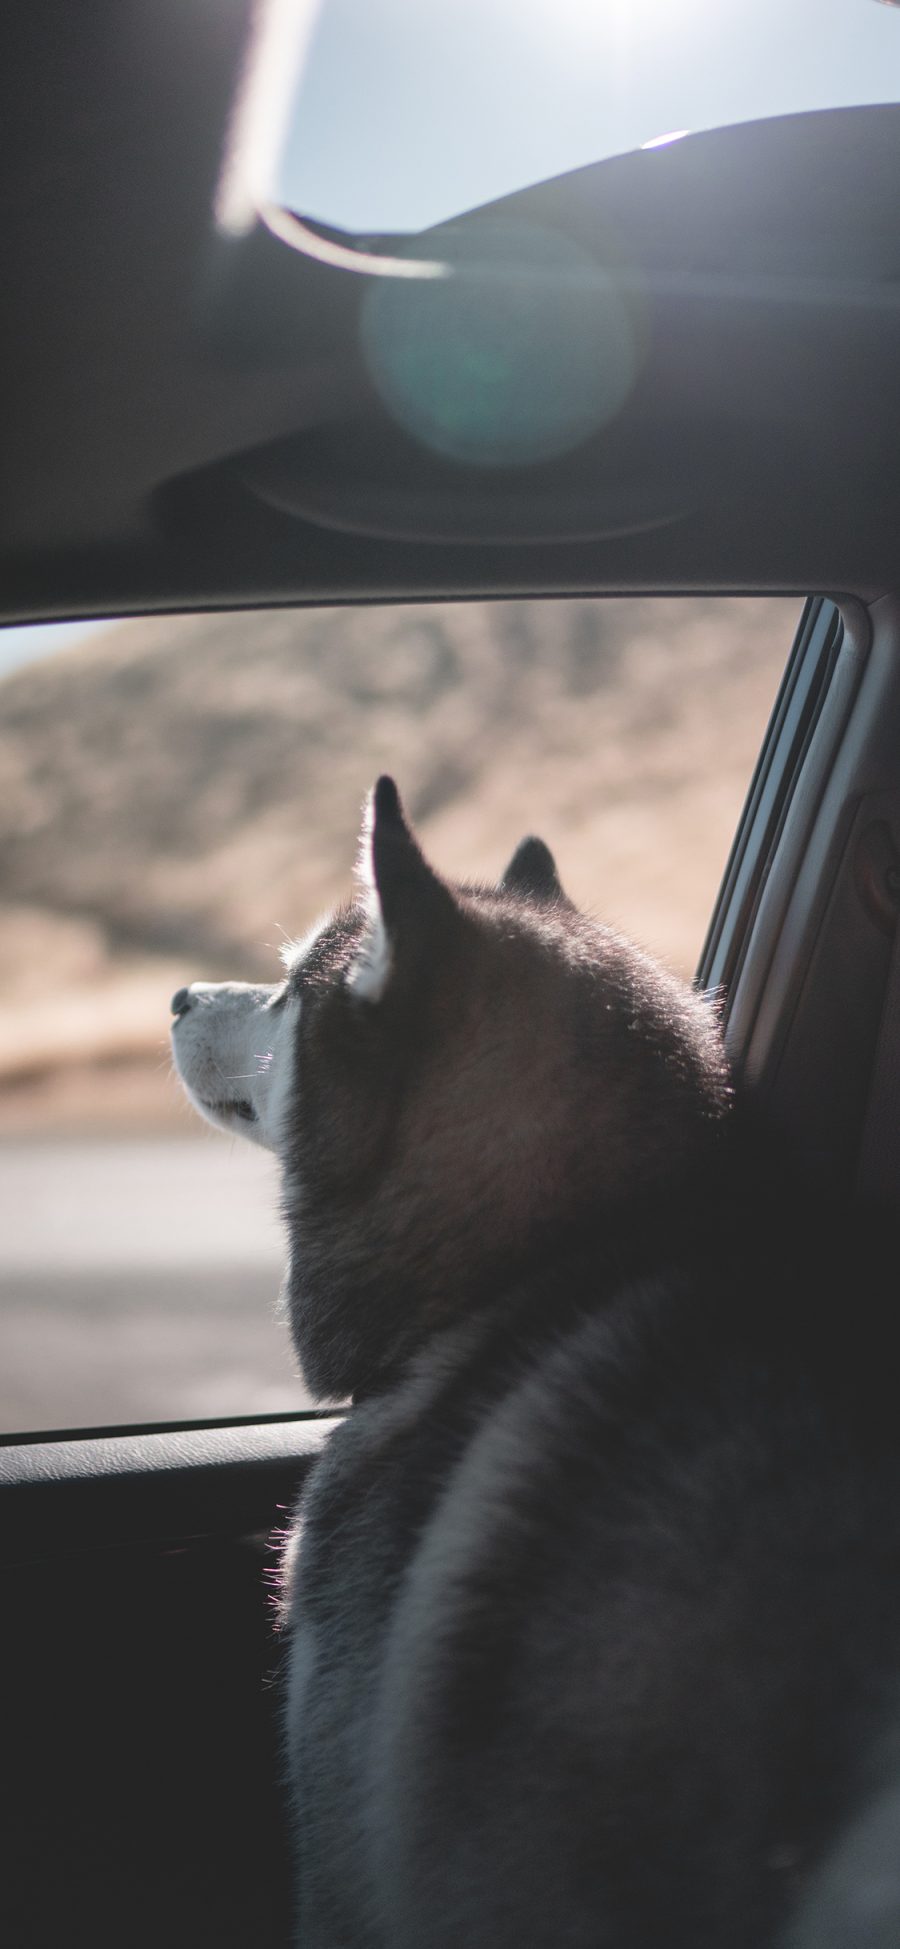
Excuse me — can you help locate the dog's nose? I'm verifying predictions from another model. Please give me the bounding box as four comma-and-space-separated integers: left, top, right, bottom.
170, 987, 192, 1017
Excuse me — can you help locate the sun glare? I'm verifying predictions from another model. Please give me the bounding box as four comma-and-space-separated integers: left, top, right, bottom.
641, 129, 691, 150
222, 0, 900, 237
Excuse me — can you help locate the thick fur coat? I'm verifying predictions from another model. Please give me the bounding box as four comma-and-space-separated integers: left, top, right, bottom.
172, 778, 900, 1947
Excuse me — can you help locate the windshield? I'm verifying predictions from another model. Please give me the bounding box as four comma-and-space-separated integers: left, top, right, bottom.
269, 0, 900, 234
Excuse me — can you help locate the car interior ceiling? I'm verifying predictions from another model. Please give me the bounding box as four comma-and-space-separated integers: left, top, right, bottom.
4, 4, 900, 1944
2, 6, 900, 610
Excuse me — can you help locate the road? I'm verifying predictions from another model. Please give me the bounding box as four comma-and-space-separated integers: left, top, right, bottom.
0, 1136, 317, 1434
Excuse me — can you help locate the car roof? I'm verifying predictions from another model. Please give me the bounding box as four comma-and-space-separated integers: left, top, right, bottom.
2, 5, 900, 620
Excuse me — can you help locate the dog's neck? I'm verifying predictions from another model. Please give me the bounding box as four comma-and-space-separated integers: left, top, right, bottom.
347, 1158, 749, 1408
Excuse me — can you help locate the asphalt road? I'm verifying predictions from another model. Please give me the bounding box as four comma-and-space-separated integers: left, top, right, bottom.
0, 1136, 317, 1434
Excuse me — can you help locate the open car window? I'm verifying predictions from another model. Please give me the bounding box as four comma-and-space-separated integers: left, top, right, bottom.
0, 595, 798, 1436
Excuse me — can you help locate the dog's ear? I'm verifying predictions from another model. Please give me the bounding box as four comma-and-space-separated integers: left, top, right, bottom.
500, 835, 567, 905
349, 776, 456, 1001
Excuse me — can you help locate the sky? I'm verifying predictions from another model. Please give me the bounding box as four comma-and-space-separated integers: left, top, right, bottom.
276, 0, 900, 233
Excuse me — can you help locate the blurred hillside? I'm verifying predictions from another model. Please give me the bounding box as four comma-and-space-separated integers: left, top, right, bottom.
0, 596, 797, 1131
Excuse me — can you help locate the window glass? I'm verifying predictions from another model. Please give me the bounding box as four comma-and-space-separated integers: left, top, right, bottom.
272, 0, 900, 234
0, 597, 798, 1434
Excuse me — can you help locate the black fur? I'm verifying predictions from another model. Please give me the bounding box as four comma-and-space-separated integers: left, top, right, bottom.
500, 834, 568, 904
252, 783, 900, 1945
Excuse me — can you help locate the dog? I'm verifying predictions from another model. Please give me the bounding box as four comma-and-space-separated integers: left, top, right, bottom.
172, 776, 900, 1947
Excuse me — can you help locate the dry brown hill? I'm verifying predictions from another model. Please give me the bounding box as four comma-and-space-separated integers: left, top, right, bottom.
0, 596, 798, 1130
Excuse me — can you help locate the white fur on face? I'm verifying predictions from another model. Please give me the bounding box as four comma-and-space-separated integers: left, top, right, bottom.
171, 980, 300, 1154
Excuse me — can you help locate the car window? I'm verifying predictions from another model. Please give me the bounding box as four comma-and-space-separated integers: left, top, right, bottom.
0, 596, 798, 1434
267, 0, 900, 234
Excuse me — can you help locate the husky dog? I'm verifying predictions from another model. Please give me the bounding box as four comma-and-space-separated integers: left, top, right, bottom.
172, 778, 900, 1948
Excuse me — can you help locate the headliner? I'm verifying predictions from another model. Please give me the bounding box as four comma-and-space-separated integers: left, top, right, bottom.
2, 1, 900, 621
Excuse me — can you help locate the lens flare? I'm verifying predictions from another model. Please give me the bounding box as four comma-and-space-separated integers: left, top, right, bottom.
360, 220, 643, 469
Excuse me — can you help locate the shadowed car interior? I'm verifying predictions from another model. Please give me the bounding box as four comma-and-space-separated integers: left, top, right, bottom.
4, 1, 900, 1943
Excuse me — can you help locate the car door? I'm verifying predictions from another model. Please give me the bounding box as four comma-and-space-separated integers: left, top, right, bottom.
5, 590, 892, 1947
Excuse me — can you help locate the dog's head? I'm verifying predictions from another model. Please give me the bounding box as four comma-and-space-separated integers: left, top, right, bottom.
172, 777, 731, 1400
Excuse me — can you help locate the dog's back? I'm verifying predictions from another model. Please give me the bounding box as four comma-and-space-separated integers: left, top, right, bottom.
285, 1209, 900, 1948
173, 778, 900, 1946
